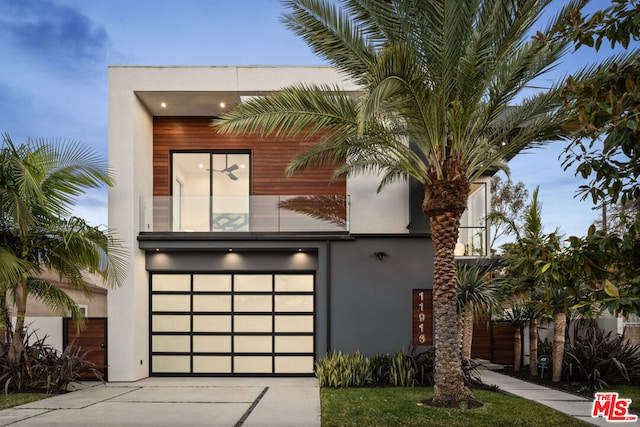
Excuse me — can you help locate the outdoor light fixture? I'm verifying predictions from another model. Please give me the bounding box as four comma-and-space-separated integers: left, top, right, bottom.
374, 251, 387, 260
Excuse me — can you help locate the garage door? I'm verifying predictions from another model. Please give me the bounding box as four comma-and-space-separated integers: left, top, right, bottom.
150, 273, 315, 375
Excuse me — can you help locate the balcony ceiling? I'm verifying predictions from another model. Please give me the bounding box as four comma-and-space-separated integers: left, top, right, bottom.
135, 91, 272, 117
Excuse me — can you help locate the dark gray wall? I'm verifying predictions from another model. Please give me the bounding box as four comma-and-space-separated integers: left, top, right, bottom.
329, 236, 434, 356
141, 235, 434, 361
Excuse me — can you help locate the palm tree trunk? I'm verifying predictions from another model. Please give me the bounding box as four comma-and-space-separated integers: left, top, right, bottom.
457, 313, 464, 355
428, 210, 471, 407
529, 318, 538, 377
552, 311, 566, 382
8, 278, 27, 368
462, 302, 474, 360
513, 328, 522, 371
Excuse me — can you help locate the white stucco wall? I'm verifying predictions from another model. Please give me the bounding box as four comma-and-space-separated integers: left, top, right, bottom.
18, 317, 63, 351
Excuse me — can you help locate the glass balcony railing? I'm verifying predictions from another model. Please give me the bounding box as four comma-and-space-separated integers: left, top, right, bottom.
140, 195, 350, 233
457, 226, 488, 257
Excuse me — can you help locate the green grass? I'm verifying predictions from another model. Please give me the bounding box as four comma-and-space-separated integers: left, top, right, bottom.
321, 387, 586, 427
604, 385, 640, 413
0, 393, 50, 410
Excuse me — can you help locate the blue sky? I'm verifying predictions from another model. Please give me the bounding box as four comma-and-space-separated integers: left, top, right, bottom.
0, 0, 633, 241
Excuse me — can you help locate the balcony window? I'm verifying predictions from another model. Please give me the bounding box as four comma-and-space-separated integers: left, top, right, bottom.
457, 182, 488, 256
172, 152, 250, 232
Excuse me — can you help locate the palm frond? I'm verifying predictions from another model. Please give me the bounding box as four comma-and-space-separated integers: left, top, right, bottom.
25, 277, 85, 324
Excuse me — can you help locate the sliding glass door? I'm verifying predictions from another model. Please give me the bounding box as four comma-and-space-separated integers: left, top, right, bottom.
172, 152, 250, 232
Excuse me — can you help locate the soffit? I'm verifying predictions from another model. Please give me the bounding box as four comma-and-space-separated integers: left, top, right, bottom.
135, 91, 272, 117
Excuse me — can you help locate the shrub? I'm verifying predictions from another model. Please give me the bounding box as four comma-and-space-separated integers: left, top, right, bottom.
563, 326, 640, 389
315, 350, 372, 388
316, 347, 478, 389
388, 351, 414, 387
0, 330, 100, 394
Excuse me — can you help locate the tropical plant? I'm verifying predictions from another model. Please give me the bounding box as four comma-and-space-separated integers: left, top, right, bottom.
457, 261, 498, 361
0, 329, 98, 394
564, 325, 640, 389
215, 0, 621, 407
0, 134, 127, 372
495, 187, 558, 377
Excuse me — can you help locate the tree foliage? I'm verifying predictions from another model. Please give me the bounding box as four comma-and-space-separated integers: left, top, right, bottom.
489, 175, 530, 252
539, 0, 640, 204
0, 134, 127, 370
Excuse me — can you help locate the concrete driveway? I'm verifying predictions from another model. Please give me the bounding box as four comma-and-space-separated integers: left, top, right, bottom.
0, 377, 320, 427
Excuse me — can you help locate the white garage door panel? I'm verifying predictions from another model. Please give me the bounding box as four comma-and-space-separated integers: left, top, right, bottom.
150, 272, 314, 375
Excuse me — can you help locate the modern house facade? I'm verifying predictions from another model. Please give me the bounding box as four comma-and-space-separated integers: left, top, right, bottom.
108, 66, 489, 381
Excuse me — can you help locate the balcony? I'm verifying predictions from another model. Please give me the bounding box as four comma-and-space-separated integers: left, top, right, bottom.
140, 195, 349, 233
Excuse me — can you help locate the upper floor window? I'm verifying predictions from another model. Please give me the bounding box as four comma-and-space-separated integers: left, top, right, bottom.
172, 152, 250, 231
457, 181, 488, 257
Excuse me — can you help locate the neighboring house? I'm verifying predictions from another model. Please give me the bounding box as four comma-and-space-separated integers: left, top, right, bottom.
10, 270, 107, 352
108, 66, 490, 381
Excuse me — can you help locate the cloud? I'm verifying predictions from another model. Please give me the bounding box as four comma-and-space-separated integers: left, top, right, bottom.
0, 0, 109, 73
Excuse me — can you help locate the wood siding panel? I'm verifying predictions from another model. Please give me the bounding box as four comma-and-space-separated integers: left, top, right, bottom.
153, 117, 346, 198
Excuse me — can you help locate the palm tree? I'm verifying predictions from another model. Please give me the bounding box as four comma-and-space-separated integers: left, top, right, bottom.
0, 134, 126, 367
495, 187, 552, 377
214, 0, 625, 407
456, 261, 498, 361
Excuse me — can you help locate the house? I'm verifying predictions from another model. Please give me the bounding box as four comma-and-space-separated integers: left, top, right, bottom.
108, 66, 490, 381
10, 270, 107, 351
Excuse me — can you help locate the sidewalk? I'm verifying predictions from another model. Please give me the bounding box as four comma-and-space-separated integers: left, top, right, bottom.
478, 368, 639, 426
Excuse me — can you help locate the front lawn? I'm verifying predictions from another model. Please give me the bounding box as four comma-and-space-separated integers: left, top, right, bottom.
604, 385, 640, 413
0, 393, 50, 410
321, 387, 585, 427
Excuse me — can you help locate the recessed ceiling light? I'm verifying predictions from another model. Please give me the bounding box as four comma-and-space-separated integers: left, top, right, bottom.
198, 164, 204, 168
160, 102, 167, 108
219, 102, 226, 108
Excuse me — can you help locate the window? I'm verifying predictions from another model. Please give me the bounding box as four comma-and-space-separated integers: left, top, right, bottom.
458, 181, 488, 256
171, 152, 250, 231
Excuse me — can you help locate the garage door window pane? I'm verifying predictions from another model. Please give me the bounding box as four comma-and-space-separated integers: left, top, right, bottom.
235, 315, 272, 332
275, 336, 313, 353
152, 335, 190, 352
235, 274, 272, 292
275, 275, 313, 292
234, 295, 272, 312
152, 295, 190, 312
234, 356, 272, 373
275, 315, 313, 332
193, 315, 231, 332
275, 295, 313, 312
193, 295, 230, 312
275, 356, 314, 373
152, 274, 191, 292
193, 356, 231, 373
152, 315, 190, 332
235, 336, 272, 353
152, 356, 190, 373
193, 274, 231, 292
193, 336, 231, 352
